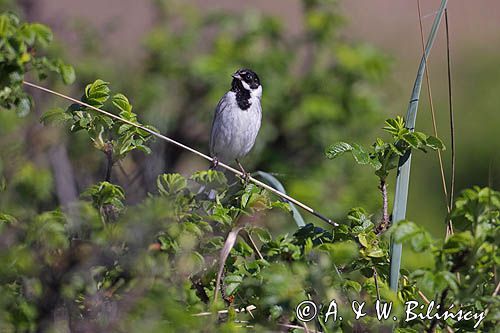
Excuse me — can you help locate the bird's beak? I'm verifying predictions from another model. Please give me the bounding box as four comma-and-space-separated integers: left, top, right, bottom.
232, 73, 242, 80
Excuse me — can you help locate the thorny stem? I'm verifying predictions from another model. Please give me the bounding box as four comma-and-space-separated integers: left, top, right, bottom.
376, 178, 390, 234
104, 142, 113, 182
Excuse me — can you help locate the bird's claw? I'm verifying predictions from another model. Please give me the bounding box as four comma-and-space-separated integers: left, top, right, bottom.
210, 157, 219, 170
235, 159, 250, 184
239, 171, 250, 184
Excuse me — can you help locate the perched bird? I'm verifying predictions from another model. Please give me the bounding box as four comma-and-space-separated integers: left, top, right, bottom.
209, 68, 262, 178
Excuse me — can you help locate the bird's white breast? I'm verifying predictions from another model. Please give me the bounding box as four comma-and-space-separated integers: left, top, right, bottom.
211, 91, 262, 162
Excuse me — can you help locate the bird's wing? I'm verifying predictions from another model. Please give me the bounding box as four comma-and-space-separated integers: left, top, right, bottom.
209, 93, 231, 156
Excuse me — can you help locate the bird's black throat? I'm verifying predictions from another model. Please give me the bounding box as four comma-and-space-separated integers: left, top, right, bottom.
231, 79, 252, 110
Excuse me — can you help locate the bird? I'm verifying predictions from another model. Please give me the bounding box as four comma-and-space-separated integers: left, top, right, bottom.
209, 68, 262, 179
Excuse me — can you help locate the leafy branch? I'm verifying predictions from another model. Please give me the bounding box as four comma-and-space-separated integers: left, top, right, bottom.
326, 116, 445, 232
0, 12, 74, 115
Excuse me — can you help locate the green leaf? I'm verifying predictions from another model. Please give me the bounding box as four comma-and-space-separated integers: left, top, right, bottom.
402, 133, 420, 149
389, 143, 406, 156
250, 227, 272, 243
358, 233, 369, 247
112, 93, 132, 114
426, 136, 445, 150
224, 274, 243, 296
0, 15, 11, 37
325, 142, 352, 159
318, 241, 359, 265
58, 63, 75, 85
157, 173, 187, 196
350, 143, 371, 165
369, 157, 382, 170
343, 280, 362, 293
0, 213, 18, 224
84, 79, 110, 106
436, 271, 459, 293
29, 23, 53, 46
383, 116, 404, 135
40, 107, 71, 125
390, 220, 421, 243
191, 170, 227, 189
366, 247, 385, 258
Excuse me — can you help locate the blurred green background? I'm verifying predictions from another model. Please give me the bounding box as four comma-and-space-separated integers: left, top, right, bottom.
1, 0, 499, 272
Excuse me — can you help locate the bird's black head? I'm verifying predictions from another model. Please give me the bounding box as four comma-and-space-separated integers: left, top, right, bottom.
231, 68, 261, 91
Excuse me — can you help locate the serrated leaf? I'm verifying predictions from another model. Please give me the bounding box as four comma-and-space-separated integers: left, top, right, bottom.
40, 107, 71, 125
84, 79, 110, 106
350, 143, 371, 165
157, 173, 187, 196
112, 93, 132, 114
402, 132, 420, 149
426, 136, 445, 150
326, 142, 353, 159
383, 118, 400, 135
369, 157, 382, 170
389, 143, 406, 156
191, 170, 227, 189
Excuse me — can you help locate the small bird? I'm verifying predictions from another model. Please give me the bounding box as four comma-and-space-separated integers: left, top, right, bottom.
209, 68, 262, 178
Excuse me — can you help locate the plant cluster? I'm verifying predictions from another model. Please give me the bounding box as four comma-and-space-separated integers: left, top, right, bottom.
0, 8, 498, 333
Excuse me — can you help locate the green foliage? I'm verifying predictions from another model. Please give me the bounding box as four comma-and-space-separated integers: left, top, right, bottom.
0, 5, 498, 333
391, 187, 499, 332
326, 116, 445, 179
0, 12, 74, 115
60, 79, 156, 158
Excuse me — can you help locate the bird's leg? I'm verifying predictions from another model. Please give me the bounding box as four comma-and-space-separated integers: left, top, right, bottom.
210, 156, 219, 170
235, 159, 250, 183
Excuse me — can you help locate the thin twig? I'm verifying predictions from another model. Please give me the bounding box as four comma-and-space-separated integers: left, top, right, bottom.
416, 0, 450, 215
483, 281, 500, 320
403, 275, 430, 303
192, 305, 257, 317
402, 276, 454, 333
444, 8, 455, 238
23, 80, 337, 227
242, 230, 264, 260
